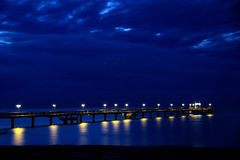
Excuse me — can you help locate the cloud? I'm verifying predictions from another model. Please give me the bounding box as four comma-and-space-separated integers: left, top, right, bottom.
99, 0, 120, 15
192, 39, 214, 49
222, 31, 240, 42
115, 26, 132, 32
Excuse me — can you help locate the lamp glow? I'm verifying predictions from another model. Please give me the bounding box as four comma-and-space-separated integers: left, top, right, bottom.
170, 104, 173, 107
103, 104, 107, 107
16, 104, 21, 109
114, 104, 118, 107
142, 103, 146, 107
209, 103, 212, 107
157, 104, 160, 107
81, 104, 86, 108
182, 104, 185, 107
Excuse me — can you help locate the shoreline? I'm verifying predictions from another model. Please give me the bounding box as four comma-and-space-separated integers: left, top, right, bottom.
0, 145, 239, 159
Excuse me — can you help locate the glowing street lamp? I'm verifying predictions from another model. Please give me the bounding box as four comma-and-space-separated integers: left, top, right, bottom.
52, 104, 56, 110
209, 103, 212, 107
81, 104, 86, 109
170, 104, 173, 107
114, 103, 118, 107
157, 103, 160, 108
182, 104, 185, 107
16, 104, 21, 112
103, 103, 107, 108
125, 103, 129, 109
142, 103, 146, 108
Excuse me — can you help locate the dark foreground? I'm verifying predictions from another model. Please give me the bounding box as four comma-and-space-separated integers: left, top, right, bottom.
0, 146, 239, 160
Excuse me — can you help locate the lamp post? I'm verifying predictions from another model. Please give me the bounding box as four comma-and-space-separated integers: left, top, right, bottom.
114, 103, 118, 109
16, 104, 21, 112
209, 103, 212, 107
182, 104, 185, 107
170, 104, 173, 107
157, 103, 160, 109
125, 103, 129, 109
81, 104, 86, 110
142, 103, 146, 109
103, 103, 107, 110
52, 104, 56, 110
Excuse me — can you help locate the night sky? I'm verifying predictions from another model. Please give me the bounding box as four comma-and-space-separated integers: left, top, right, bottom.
0, 0, 240, 110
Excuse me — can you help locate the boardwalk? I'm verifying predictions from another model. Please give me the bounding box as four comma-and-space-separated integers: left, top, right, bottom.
0, 107, 213, 129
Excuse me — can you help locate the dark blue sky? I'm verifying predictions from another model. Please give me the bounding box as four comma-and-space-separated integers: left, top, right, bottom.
0, 0, 240, 110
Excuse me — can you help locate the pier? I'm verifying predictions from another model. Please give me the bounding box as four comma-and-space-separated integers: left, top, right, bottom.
0, 107, 213, 129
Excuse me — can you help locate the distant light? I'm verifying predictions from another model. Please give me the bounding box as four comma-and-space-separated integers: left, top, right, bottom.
103, 104, 107, 107
114, 104, 118, 107
81, 104, 86, 108
170, 104, 173, 107
142, 103, 146, 107
16, 104, 21, 109
209, 103, 212, 107
157, 104, 160, 107
125, 103, 129, 107
189, 104, 192, 107
52, 104, 56, 108
207, 114, 214, 117
182, 104, 185, 107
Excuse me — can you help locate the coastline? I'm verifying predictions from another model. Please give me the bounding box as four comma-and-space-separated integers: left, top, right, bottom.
0, 145, 239, 160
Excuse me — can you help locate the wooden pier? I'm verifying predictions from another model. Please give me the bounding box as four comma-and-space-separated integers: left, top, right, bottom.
0, 107, 213, 129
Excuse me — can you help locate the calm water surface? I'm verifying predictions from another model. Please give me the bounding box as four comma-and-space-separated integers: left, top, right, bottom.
0, 108, 239, 147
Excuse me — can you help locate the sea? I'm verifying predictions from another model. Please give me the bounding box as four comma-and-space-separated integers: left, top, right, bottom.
0, 107, 239, 147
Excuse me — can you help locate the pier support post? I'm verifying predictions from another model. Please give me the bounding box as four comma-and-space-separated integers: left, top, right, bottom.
92, 114, 95, 122
163, 111, 166, 117
79, 115, 82, 123
31, 117, 35, 128
11, 118, 15, 128
150, 112, 153, 118
104, 113, 107, 121
49, 116, 53, 125
70, 115, 74, 124
114, 113, 117, 120
124, 113, 127, 119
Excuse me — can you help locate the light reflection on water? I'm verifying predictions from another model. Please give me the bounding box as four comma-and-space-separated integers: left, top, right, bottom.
3, 114, 240, 147
140, 118, 147, 129
79, 123, 88, 133
12, 128, 25, 145
112, 120, 120, 133
79, 123, 88, 144
49, 125, 58, 144
123, 119, 131, 133
101, 121, 109, 134
155, 117, 162, 127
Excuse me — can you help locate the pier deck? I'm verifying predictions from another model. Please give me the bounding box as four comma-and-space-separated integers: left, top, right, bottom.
0, 107, 213, 129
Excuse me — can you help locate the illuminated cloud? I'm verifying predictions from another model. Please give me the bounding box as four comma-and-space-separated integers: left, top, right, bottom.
100, 0, 120, 15
192, 39, 213, 49
115, 27, 132, 32
155, 33, 162, 37
222, 31, 240, 42
36, 0, 60, 11
0, 39, 12, 45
